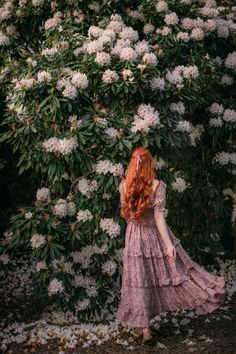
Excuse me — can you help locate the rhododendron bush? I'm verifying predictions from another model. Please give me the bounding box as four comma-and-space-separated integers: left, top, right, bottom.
0, 0, 235, 321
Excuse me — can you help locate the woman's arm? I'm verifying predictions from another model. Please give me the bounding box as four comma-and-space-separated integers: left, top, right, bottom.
155, 212, 176, 259
154, 211, 174, 248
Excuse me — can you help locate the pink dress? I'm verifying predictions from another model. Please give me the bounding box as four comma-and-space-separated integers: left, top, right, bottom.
116, 179, 226, 328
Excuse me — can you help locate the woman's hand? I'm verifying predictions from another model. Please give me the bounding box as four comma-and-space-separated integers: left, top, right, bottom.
166, 244, 176, 260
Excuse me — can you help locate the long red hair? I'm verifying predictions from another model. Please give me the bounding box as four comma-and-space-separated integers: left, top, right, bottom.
120, 146, 156, 222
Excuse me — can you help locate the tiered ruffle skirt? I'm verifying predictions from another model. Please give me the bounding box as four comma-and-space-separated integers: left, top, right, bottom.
116, 221, 226, 328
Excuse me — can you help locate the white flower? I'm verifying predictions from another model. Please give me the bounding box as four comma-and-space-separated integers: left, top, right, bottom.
53, 199, 68, 218
209, 103, 224, 115
164, 12, 179, 25
62, 83, 77, 99
119, 47, 138, 62
36, 260, 47, 271
37, 71, 52, 82
86, 285, 98, 297
86, 39, 103, 53
77, 178, 98, 197
100, 218, 121, 238
119, 26, 139, 42
42, 136, 78, 155
142, 53, 158, 66
71, 72, 89, 89
87, 25, 103, 38
174, 120, 191, 132
41, 47, 58, 57
48, 278, 65, 296
102, 69, 119, 83
76, 298, 90, 311
44, 15, 61, 30
155, 1, 169, 13
170, 101, 185, 115
76, 210, 94, 222
143, 23, 155, 34
131, 104, 160, 133
220, 75, 233, 86
134, 40, 150, 55
13, 78, 35, 91
25, 212, 33, 219
209, 117, 223, 127
172, 177, 187, 192
176, 32, 190, 42
105, 127, 118, 139
101, 260, 117, 276
26, 57, 37, 66
190, 27, 205, 41
95, 52, 111, 66
36, 187, 50, 201
155, 158, 166, 169
95, 160, 124, 177
150, 77, 165, 90
121, 69, 134, 81
225, 51, 236, 70
32, 0, 44, 6
223, 109, 236, 123
213, 152, 236, 165
30, 233, 46, 249
107, 18, 124, 33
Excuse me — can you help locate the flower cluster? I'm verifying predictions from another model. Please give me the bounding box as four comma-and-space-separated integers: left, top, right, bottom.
42, 136, 78, 155
95, 160, 124, 177
36, 187, 50, 201
174, 120, 191, 132
104, 127, 119, 140
77, 178, 99, 197
166, 65, 199, 84
101, 260, 117, 276
30, 233, 46, 249
213, 152, 236, 165
170, 101, 186, 115
209, 103, 236, 126
225, 51, 236, 70
74, 13, 158, 84
131, 103, 160, 133
70, 244, 108, 269
100, 218, 121, 238
36, 260, 48, 272
53, 199, 77, 218
44, 11, 62, 30
171, 176, 188, 192
48, 278, 65, 296
76, 209, 94, 222
75, 298, 90, 311
56, 70, 89, 99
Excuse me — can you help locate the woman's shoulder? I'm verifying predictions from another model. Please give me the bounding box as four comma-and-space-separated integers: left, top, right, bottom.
154, 178, 166, 187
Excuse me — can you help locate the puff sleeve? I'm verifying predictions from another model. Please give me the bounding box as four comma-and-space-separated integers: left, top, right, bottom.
118, 179, 125, 206
153, 181, 167, 213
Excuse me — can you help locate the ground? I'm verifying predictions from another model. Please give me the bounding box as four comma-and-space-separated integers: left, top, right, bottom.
1, 257, 235, 353
1, 296, 235, 354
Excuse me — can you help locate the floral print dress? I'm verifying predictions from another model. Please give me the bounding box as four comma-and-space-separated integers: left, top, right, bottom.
116, 179, 226, 328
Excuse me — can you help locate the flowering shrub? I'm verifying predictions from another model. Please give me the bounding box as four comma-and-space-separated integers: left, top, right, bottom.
0, 0, 235, 320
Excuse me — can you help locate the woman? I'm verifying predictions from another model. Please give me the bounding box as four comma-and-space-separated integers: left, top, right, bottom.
116, 146, 226, 344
